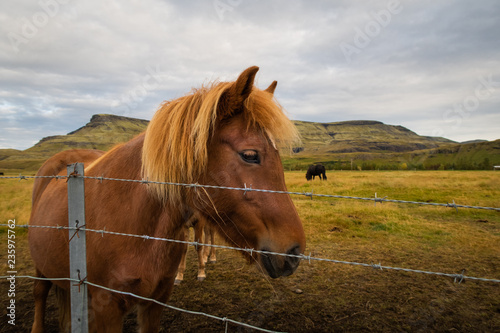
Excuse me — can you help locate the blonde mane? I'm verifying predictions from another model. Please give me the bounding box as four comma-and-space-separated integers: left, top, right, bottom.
141, 80, 299, 204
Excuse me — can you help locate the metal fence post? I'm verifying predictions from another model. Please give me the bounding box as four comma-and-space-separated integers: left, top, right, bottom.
67, 163, 89, 333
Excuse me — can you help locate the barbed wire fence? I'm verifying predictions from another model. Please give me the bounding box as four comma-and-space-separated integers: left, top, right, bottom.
1, 166, 500, 333
3, 173, 500, 211
1, 273, 281, 333
3, 223, 499, 284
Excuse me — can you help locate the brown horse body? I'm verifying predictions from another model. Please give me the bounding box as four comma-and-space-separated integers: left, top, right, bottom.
29, 66, 306, 332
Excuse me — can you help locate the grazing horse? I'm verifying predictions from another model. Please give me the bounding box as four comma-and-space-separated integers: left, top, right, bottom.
174, 212, 217, 285
29, 66, 306, 332
306, 164, 327, 181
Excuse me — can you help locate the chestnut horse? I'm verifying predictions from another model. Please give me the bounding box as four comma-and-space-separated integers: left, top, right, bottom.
29, 66, 306, 332
174, 212, 217, 285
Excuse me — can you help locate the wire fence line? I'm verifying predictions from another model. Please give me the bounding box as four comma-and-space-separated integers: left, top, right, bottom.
2, 174, 500, 212
2, 223, 499, 284
0, 274, 282, 333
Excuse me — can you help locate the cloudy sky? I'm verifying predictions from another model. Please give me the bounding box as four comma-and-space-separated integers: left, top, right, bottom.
1, 0, 499, 150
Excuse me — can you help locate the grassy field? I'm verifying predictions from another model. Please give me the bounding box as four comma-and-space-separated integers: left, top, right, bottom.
1, 171, 499, 332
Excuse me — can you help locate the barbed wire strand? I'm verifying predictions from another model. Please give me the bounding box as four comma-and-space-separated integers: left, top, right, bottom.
0, 275, 282, 333
2, 174, 499, 211
3, 223, 499, 284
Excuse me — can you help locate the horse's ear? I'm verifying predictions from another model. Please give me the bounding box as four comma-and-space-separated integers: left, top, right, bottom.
265, 80, 277, 94
218, 66, 259, 119
233, 66, 259, 99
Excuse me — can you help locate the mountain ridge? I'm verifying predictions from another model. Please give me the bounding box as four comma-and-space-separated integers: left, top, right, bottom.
292, 120, 454, 155
0, 114, 498, 172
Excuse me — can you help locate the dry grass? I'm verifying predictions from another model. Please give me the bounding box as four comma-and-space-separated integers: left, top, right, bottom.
0, 171, 499, 332
0, 178, 33, 226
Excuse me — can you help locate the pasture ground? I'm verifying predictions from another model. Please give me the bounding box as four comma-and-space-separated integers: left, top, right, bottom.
1, 171, 499, 332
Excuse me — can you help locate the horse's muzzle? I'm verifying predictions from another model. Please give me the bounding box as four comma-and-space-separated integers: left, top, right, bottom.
260, 245, 302, 278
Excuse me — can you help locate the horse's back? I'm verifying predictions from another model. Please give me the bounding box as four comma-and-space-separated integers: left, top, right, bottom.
318, 164, 326, 174
31, 149, 105, 210
29, 149, 105, 284
34, 149, 105, 177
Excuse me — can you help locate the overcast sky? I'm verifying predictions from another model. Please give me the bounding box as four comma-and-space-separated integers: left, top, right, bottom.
1, 0, 499, 150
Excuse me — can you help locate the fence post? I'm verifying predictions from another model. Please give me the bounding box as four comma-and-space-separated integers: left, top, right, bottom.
67, 163, 89, 333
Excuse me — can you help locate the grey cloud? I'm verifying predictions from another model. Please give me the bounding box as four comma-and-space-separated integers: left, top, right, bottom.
1, 0, 499, 149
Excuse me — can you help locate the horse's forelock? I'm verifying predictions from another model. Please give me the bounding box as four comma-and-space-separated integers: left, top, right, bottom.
243, 89, 299, 149
142, 79, 299, 205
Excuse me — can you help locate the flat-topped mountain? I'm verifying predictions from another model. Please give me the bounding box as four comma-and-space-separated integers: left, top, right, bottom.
27, 114, 149, 154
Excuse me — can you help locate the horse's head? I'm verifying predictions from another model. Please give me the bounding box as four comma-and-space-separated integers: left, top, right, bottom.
142, 66, 306, 278
197, 67, 306, 278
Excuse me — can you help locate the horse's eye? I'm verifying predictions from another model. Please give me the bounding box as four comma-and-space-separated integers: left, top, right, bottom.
239, 150, 260, 164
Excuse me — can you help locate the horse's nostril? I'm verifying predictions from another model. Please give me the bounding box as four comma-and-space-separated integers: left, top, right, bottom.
259, 248, 279, 279
287, 244, 301, 257
282, 244, 301, 276
259, 245, 302, 278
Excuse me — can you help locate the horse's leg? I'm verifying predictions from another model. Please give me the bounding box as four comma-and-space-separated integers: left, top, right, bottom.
194, 221, 206, 281
137, 303, 163, 333
137, 280, 174, 332
174, 226, 189, 285
31, 269, 52, 333
89, 290, 124, 333
204, 225, 217, 263
201, 228, 210, 264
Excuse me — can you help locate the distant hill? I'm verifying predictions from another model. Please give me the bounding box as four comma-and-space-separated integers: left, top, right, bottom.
293, 120, 454, 155
0, 114, 498, 172
402, 139, 500, 170
26, 114, 149, 155
0, 149, 22, 160
460, 139, 488, 144
0, 114, 148, 172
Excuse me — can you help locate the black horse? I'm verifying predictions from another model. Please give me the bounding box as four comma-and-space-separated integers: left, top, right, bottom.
306, 164, 327, 181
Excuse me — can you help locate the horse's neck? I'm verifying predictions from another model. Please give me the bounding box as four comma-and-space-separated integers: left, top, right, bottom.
91, 133, 145, 181
86, 134, 184, 237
